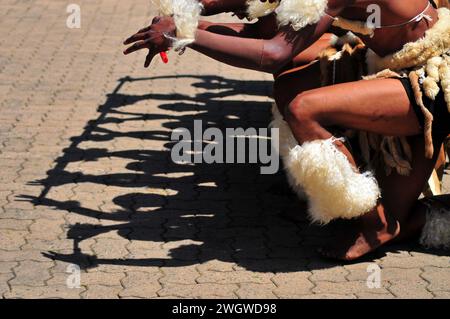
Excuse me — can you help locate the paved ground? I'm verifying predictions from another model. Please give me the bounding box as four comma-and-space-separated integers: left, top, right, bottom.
0, 0, 449, 299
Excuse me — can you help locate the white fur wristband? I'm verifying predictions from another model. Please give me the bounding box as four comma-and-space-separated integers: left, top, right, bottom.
152, 0, 203, 52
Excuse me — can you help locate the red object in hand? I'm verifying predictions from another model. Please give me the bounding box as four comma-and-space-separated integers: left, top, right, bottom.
159, 52, 168, 64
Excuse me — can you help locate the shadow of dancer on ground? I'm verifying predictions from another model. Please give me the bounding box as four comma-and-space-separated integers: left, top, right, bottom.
18, 74, 418, 273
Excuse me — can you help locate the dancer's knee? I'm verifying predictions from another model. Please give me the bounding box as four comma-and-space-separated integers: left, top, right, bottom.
285, 92, 317, 125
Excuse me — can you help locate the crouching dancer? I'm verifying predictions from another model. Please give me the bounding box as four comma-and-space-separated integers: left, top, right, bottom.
124, 0, 450, 260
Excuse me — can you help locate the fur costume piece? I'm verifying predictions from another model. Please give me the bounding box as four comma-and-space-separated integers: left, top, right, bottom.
318, 33, 366, 86
420, 199, 450, 250
317, 34, 417, 176
275, 0, 328, 31
363, 8, 450, 165
328, 31, 362, 47
410, 70, 435, 158
152, 0, 203, 52
269, 104, 307, 200
424, 56, 443, 100
441, 54, 450, 113
246, 0, 280, 20
330, 17, 375, 37
286, 138, 380, 224
365, 8, 450, 74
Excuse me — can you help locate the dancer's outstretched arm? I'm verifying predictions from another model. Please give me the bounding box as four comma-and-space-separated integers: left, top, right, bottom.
125, 0, 350, 72
198, 14, 278, 39
124, 14, 334, 73
192, 17, 333, 73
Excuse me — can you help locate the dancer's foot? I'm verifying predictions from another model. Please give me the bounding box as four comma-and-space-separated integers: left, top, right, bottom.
319, 206, 400, 261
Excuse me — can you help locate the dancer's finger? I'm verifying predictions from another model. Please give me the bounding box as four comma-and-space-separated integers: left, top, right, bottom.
123, 32, 147, 45
144, 49, 158, 68
123, 40, 149, 54
137, 25, 152, 33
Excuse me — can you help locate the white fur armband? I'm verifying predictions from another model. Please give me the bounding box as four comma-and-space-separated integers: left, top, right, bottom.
246, 0, 280, 20
275, 0, 328, 31
153, 0, 203, 52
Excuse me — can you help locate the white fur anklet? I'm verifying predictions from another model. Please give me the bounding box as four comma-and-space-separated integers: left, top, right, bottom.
286, 137, 380, 224
275, 0, 328, 31
420, 200, 450, 250
269, 104, 307, 200
152, 0, 203, 52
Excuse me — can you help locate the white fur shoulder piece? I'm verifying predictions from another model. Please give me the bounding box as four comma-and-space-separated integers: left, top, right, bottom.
420, 200, 450, 250
275, 0, 328, 31
246, 0, 280, 20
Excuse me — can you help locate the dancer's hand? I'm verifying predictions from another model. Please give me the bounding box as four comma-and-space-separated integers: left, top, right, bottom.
123, 16, 176, 67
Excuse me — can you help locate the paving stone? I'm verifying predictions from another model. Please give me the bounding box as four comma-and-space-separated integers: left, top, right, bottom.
9, 260, 53, 286
158, 283, 238, 298
272, 272, 314, 297
91, 238, 129, 259
312, 281, 391, 296
310, 267, 349, 283
0, 249, 54, 262
235, 283, 278, 299
119, 271, 162, 298
27, 219, 64, 241
432, 291, 450, 298
0, 219, 33, 230
160, 266, 200, 285
0, 261, 18, 274
379, 253, 450, 268
388, 281, 433, 299
197, 260, 235, 272
5, 285, 85, 299
421, 267, 450, 292
0, 230, 28, 251
48, 271, 125, 287
0, 273, 14, 296
197, 271, 274, 284
82, 285, 121, 299
356, 292, 395, 299
298, 293, 357, 299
